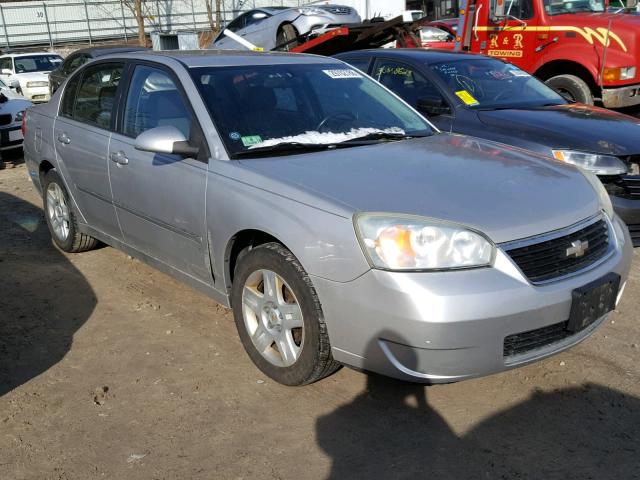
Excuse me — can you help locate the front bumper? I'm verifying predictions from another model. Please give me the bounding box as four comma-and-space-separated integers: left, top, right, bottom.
601, 83, 640, 109
611, 194, 640, 246
0, 124, 23, 150
312, 215, 633, 383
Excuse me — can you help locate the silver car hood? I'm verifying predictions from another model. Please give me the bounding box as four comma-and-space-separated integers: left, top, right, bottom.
239, 134, 601, 244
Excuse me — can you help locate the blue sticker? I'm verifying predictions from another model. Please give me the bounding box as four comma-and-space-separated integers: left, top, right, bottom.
229, 131, 241, 141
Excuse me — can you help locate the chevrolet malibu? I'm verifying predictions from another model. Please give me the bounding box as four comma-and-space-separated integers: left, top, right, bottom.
23, 51, 632, 385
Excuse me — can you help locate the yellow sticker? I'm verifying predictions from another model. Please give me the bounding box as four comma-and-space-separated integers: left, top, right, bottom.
455, 90, 479, 106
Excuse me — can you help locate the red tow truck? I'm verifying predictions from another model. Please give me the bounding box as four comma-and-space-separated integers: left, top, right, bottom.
453, 0, 640, 107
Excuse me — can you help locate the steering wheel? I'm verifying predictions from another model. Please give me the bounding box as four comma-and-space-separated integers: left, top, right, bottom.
316, 112, 357, 132
455, 74, 484, 99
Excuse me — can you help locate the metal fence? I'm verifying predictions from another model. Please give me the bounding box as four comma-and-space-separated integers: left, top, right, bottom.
0, 0, 305, 49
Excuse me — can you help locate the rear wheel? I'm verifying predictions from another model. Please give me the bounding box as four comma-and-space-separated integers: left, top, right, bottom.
545, 74, 594, 105
276, 23, 299, 51
231, 242, 340, 385
43, 169, 98, 253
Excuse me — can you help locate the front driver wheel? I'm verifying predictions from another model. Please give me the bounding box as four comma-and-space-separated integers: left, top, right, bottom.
276, 23, 299, 51
231, 242, 340, 385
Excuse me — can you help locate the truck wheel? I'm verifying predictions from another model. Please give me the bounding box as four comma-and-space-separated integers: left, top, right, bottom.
231, 242, 341, 385
276, 23, 298, 51
545, 74, 594, 105
43, 169, 99, 253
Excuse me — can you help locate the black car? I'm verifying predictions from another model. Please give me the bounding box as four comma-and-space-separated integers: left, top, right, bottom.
336, 49, 640, 246
49, 45, 147, 94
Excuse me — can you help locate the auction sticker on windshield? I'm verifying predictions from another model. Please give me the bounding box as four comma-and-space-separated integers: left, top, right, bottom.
323, 69, 363, 79
455, 90, 479, 106
241, 135, 263, 147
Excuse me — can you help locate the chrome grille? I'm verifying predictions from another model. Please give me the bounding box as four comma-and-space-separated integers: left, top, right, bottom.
319, 6, 352, 14
503, 217, 610, 284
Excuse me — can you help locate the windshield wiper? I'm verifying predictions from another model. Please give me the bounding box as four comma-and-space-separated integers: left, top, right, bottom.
233, 142, 337, 158
338, 131, 428, 145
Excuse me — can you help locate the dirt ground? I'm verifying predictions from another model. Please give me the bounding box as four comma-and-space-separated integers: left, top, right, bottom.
1, 156, 639, 480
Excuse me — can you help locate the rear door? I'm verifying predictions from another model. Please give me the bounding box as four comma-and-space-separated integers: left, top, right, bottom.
53, 61, 124, 239
108, 63, 210, 282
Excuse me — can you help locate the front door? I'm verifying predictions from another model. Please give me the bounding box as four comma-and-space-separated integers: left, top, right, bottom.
108, 63, 210, 282
53, 61, 124, 240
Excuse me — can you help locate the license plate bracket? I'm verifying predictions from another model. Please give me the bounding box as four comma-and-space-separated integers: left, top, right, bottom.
567, 273, 620, 333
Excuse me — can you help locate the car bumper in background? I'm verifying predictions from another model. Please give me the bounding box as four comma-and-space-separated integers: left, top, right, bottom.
611, 194, 640, 246
601, 83, 640, 109
312, 215, 632, 383
0, 124, 23, 150
22, 86, 50, 103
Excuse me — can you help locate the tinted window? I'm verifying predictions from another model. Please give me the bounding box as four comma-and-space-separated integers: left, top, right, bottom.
0, 57, 12, 72
226, 13, 247, 32
14, 55, 62, 73
340, 57, 371, 73
430, 58, 566, 109
60, 74, 81, 117
65, 63, 123, 128
190, 63, 433, 157
502, 0, 534, 18
123, 65, 192, 139
63, 55, 88, 75
374, 59, 446, 108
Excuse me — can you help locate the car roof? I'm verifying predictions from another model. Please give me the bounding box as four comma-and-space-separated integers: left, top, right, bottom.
72, 45, 148, 57
335, 48, 488, 65
0, 51, 60, 58
99, 49, 341, 68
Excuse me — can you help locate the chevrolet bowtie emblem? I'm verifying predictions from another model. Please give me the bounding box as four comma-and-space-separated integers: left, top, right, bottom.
566, 239, 589, 258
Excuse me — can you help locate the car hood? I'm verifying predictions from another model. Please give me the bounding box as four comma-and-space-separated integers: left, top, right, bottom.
476, 104, 640, 156
239, 134, 601, 244
14, 72, 50, 83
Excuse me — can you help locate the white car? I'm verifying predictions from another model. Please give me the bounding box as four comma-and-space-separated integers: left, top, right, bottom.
0, 80, 32, 151
0, 52, 62, 103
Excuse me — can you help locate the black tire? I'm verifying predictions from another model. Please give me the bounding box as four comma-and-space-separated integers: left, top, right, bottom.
545, 74, 594, 105
42, 169, 99, 253
276, 23, 299, 51
231, 242, 341, 386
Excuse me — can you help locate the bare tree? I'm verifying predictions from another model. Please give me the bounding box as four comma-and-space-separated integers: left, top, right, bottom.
121, 0, 147, 46
205, 0, 223, 33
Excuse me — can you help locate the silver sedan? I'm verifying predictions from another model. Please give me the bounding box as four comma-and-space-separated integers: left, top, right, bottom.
211, 5, 361, 51
23, 50, 632, 386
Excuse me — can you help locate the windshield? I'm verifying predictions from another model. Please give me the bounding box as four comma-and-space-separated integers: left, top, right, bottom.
429, 58, 566, 110
543, 0, 605, 15
14, 55, 62, 73
190, 63, 434, 157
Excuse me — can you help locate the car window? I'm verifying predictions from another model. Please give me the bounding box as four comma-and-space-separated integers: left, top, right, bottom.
373, 59, 446, 109
190, 63, 433, 157
14, 55, 62, 73
63, 55, 87, 75
226, 13, 248, 32
340, 57, 371, 73
0, 57, 12, 73
122, 65, 192, 139
63, 62, 123, 129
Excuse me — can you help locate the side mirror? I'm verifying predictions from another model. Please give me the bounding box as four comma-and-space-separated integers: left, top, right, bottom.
626, 0, 638, 7
9, 80, 20, 90
135, 125, 199, 157
416, 96, 450, 116
492, 0, 507, 19
1, 69, 12, 75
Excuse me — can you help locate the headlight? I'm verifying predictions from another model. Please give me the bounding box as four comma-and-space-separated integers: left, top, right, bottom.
581, 170, 615, 219
297, 7, 326, 15
14, 110, 25, 122
552, 150, 627, 176
26, 81, 48, 88
354, 213, 495, 271
602, 66, 636, 81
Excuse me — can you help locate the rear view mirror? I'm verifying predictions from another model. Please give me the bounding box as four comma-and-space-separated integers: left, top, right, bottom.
416, 96, 450, 116
135, 125, 199, 157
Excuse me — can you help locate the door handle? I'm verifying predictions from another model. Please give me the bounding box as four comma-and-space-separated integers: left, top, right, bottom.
110, 151, 129, 165
57, 132, 71, 144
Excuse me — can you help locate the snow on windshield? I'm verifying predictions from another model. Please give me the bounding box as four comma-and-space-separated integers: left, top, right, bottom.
250, 127, 406, 149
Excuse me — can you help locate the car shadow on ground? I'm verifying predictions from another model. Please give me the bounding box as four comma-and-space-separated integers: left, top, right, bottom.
316, 332, 640, 480
0, 191, 96, 396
